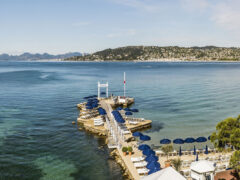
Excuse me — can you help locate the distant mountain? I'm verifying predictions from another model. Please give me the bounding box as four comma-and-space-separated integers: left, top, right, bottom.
65, 46, 240, 61
0, 52, 83, 61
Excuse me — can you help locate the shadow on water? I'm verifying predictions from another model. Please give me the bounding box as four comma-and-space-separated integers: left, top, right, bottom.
145, 122, 164, 133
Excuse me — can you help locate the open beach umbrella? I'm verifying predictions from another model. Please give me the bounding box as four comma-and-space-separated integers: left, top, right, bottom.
179, 146, 182, 156
131, 108, 139, 112
145, 155, 158, 162
160, 139, 171, 144
124, 107, 131, 111
86, 106, 93, 109
196, 153, 198, 161
143, 149, 156, 156
193, 145, 196, 155
173, 138, 184, 144
133, 132, 143, 137
140, 135, 151, 141
204, 145, 208, 154
196, 137, 207, 143
138, 144, 150, 151
125, 111, 133, 116
208, 136, 211, 140
147, 161, 161, 170
116, 107, 122, 111
98, 108, 106, 115
184, 137, 195, 143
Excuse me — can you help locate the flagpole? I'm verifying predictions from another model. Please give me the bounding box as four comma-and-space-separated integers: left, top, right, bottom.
124, 72, 126, 97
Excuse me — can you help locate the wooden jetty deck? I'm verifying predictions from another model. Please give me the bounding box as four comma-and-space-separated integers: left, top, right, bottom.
77, 97, 152, 179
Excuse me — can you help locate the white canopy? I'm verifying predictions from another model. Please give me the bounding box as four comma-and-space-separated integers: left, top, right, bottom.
190, 160, 215, 173
142, 167, 186, 180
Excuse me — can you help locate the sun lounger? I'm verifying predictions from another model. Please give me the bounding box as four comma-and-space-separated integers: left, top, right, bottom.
137, 168, 149, 174
131, 157, 144, 162
94, 122, 104, 126
134, 161, 147, 168
123, 130, 131, 134
129, 121, 138, 125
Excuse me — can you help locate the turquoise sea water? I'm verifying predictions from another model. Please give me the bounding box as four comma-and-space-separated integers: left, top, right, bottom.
0, 61, 240, 179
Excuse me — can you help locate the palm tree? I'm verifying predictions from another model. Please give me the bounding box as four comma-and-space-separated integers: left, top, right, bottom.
171, 158, 182, 172
161, 144, 173, 160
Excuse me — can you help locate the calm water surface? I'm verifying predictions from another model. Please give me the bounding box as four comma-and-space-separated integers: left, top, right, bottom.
1, 61, 240, 179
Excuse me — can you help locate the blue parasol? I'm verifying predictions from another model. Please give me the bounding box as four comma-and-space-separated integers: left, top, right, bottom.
160, 139, 171, 144
131, 109, 139, 112
138, 144, 150, 151
145, 155, 158, 162
143, 149, 155, 156
124, 107, 131, 111
146, 161, 161, 170
196, 137, 207, 143
184, 137, 196, 143
133, 132, 143, 137
173, 138, 184, 144
125, 111, 133, 115
140, 135, 151, 141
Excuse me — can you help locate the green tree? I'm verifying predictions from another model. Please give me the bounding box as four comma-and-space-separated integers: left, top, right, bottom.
171, 158, 182, 172
161, 144, 173, 160
211, 116, 240, 151
230, 151, 240, 178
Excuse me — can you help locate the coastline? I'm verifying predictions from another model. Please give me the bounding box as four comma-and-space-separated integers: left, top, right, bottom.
2, 58, 240, 63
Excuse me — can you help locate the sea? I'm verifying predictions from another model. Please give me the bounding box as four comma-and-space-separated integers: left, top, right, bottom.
1, 61, 240, 180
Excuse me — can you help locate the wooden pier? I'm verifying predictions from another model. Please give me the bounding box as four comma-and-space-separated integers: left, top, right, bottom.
77, 97, 152, 180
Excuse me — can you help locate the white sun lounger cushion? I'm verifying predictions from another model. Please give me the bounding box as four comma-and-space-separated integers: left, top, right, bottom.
137, 168, 149, 174
134, 161, 147, 168
131, 157, 144, 162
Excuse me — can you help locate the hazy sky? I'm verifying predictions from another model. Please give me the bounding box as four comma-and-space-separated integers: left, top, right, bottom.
1, 0, 240, 54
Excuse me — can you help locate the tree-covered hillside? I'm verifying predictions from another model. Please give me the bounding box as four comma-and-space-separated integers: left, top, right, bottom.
65, 46, 240, 61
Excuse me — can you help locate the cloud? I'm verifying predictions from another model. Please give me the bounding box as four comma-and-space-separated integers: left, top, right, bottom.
211, 0, 240, 31
107, 29, 136, 38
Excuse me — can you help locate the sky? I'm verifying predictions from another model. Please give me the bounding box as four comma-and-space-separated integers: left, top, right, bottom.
1, 0, 240, 54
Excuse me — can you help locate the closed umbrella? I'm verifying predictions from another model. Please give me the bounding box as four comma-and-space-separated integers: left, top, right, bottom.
204, 145, 208, 154
193, 145, 196, 155
173, 138, 184, 144
160, 139, 171, 144
184, 137, 195, 143
196, 153, 198, 161
196, 137, 207, 143
179, 146, 182, 156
